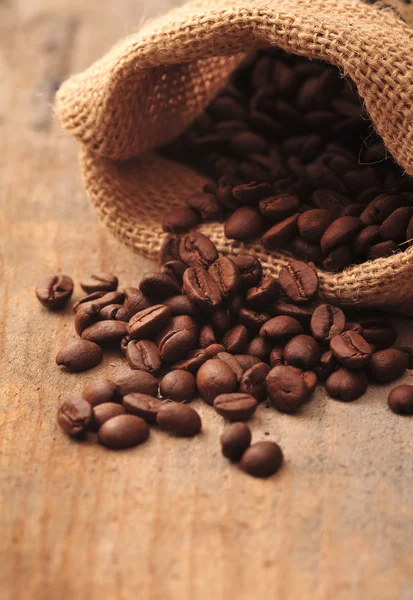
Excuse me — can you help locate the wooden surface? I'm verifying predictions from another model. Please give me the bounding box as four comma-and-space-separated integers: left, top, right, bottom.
2, 2, 413, 599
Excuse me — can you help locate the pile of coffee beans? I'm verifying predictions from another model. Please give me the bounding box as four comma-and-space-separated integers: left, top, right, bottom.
37, 229, 413, 477
162, 49, 413, 271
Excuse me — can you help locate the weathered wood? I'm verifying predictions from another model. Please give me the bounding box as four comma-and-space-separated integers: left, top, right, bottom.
1, 2, 413, 600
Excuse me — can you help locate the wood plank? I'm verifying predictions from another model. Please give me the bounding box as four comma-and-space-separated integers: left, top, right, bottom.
1, 2, 413, 599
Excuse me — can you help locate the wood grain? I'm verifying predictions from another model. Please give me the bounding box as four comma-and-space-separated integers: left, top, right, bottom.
1, 2, 413, 599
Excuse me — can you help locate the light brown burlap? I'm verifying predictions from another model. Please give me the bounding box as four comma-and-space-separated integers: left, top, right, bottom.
56, 0, 413, 314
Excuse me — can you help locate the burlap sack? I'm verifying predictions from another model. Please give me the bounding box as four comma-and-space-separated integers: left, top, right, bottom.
56, 0, 413, 315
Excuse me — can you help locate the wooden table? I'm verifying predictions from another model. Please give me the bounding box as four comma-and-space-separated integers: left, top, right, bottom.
2, 2, 413, 598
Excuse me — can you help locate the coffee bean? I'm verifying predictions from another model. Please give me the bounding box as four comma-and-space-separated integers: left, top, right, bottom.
224, 325, 249, 353
215, 352, 244, 382
124, 286, 140, 298
230, 255, 262, 289
397, 347, 413, 369
261, 213, 299, 249
161, 260, 187, 286
74, 291, 125, 313
240, 362, 270, 402
56, 340, 103, 372
115, 291, 151, 322
258, 195, 300, 221
240, 441, 283, 477
352, 225, 381, 255
360, 194, 403, 225
157, 327, 197, 364
266, 364, 309, 413
283, 334, 321, 369
36, 274, 74, 310
199, 324, 217, 348
269, 345, 284, 367
179, 232, 218, 268
183, 266, 223, 308
228, 294, 244, 315
320, 216, 362, 253
302, 370, 318, 394
156, 403, 202, 436
98, 414, 150, 448
225, 207, 264, 240
128, 305, 171, 340
312, 189, 347, 212
80, 272, 118, 294
325, 368, 368, 401
123, 393, 164, 423
211, 307, 232, 335
159, 370, 197, 402
323, 245, 352, 271
238, 307, 272, 332
83, 379, 118, 406
259, 315, 303, 342
388, 385, 413, 415
368, 349, 408, 383
113, 371, 158, 398
100, 304, 123, 320
310, 304, 346, 343
345, 322, 364, 334
278, 260, 319, 303
92, 403, 125, 430
208, 256, 241, 297
221, 422, 252, 461
196, 359, 237, 404
330, 331, 373, 368
216, 175, 241, 210
230, 131, 268, 157
214, 393, 258, 421
159, 236, 180, 265
298, 209, 335, 243
341, 203, 364, 217
359, 320, 397, 350
247, 336, 272, 360
81, 321, 128, 345
171, 348, 209, 372
162, 295, 199, 317
205, 343, 226, 357
74, 304, 100, 335
139, 272, 181, 300
57, 395, 92, 436
379, 206, 412, 242
315, 350, 336, 380
273, 300, 316, 324
367, 240, 397, 260
245, 277, 279, 310
162, 207, 201, 233
186, 191, 222, 220
126, 340, 162, 373
120, 335, 132, 355
232, 181, 273, 204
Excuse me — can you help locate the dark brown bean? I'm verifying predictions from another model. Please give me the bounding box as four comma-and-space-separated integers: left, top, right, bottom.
74, 304, 100, 335
320, 217, 362, 253
225, 207, 264, 240
224, 325, 249, 353
113, 371, 158, 398
240, 441, 283, 477
266, 365, 309, 413
259, 316, 303, 342
199, 324, 217, 348
360, 194, 403, 225
345, 322, 364, 334
98, 415, 150, 448
330, 331, 373, 369
56, 340, 103, 372
162, 295, 199, 317
179, 232, 218, 268
367, 240, 397, 260
159, 236, 180, 265
230, 131, 268, 158
315, 350, 336, 380
247, 336, 272, 360
215, 352, 244, 382
214, 393, 258, 421
139, 272, 181, 300
156, 403, 202, 436
283, 334, 321, 370
83, 379, 118, 406
162, 207, 201, 233
278, 260, 319, 303
380, 207, 412, 242
397, 347, 413, 369
240, 362, 270, 402
120, 335, 132, 355
232, 181, 273, 204
326, 368, 368, 401
245, 278, 279, 310
360, 320, 397, 350
171, 348, 209, 373
388, 385, 413, 415
99, 304, 123, 320
269, 346, 284, 367
57, 395, 92, 436
205, 343, 226, 357
310, 304, 346, 343
159, 370, 197, 402
258, 195, 300, 221
186, 191, 222, 220
80, 272, 118, 294
128, 305, 171, 340
36, 274, 74, 310
126, 340, 162, 373
273, 300, 316, 324
312, 189, 347, 212
160, 260, 187, 286
115, 291, 151, 322
183, 266, 223, 308
196, 359, 237, 404
81, 321, 128, 345
123, 393, 164, 423
368, 349, 408, 383
298, 209, 335, 243
221, 423, 252, 461
92, 403, 125, 430
323, 245, 352, 272
261, 213, 299, 249
208, 256, 241, 297
230, 255, 262, 289
352, 225, 381, 255
74, 291, 125, 313
238, 308, 272, 332
124, 287, 140, 298
302, 371, 318, 395
210, 307, 231, 335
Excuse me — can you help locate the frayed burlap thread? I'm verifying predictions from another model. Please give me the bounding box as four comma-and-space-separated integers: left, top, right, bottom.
57, 0, 413, 314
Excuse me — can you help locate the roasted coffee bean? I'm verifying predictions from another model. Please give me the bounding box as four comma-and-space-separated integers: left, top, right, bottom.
312, 189, 347, 212
159, 370, 197, 402
379, 207, 412, 242
210, 307, 231, 335
283, 335, 321, 370
302, 371, 318, 394
128, 305, 171, 340
157, 326, 197, 364
161, 260, 187, 286
120, 335, 132, 355
269, 345, 284, 367
298, 209, 335, 243
245, 277, 279, 310
310, 304, 346, 343
74, 304, 100, 335
225, 207, 264, 240
196, 358, 237, 404
81, 321, 128, 345
56, 340, 103, 372
172, 348, 209, 372
388, 385, 413, 415
240, 362, 270, 402
397, 347, 413, 369
92, 403, 125, 431
214, 393, 258, 421
126, 340, 162, 373
36, 274, 74, 310
113, 371, 158, 398
261, 213, 299, 249
214, 351, 243, 382
224, 325, 249, 353
232, 182, 273, 204
83, 379, 118, 406
367, 240, 397, 260
266, 365, 309, 413
100, 304, 123, 320
352, 225, 381, 255
157, 402, 202, 436
228, 294, 244, 315
345, 322, 364, 335
208, 256, 240, 297
80, 272, 118, 294
179, 232, 218, 268
205, 343, 226, 356
330, 331, 373, 368
123, 393, 164, 423
159, 236, 180, 265
199, 324, 217, 348
247, 336, 272, 360
98, 414, 150, 448
360, 194, 403, 225
320, 217, 362, 253
240, 441, 283, 478
57, 395, 92, 436
230, 131, 268, 158
216, 175, 241, 210
273, 300, 316, 324
360, 320, 397, 350
221, 422, 252, 461
162, 207, 201, 233
341, 203, 364, 217
323, 245, 352, 272
139, 272, 181, 300
186, 191, 222, 220
260, 316, 303, 342
326, 368, 368, 401
259, 195, 300, 221
183, 266, 223, 308
230, 255, 262, 289
74, 291, 125, 313
315, 350, 336, 380
278, 260, 319, 303
238, 308, 272, 332
162, 295, 199, 317
124, 286, 140, 298
115, 291, 151, 322
292, 237, 325, 264
368, 349, 408, 383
